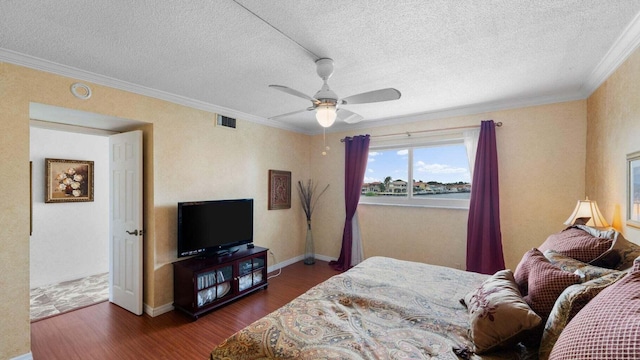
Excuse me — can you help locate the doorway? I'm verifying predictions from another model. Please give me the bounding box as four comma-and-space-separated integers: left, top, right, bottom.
29, 126, 110, 321
29, 103, 147, 320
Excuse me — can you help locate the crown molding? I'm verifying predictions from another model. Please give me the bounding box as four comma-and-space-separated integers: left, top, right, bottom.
580, 11, 640, 97
329, 91, 586, 135
0, 48, 308, 134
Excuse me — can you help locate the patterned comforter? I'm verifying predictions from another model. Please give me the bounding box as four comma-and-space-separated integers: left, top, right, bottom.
210, 256, 536, 359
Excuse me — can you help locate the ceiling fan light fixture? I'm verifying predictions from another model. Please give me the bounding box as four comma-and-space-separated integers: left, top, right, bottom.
270, 58, 401, 129
316, 105, 336, 127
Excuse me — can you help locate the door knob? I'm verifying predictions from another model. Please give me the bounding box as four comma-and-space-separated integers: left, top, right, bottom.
126, 230, 139, 236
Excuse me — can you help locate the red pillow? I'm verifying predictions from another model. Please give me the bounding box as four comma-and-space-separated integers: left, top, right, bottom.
523, 256, 581, 320
513, 248, 546, 295
549, 270, 640, 359
538, 228, 613, 263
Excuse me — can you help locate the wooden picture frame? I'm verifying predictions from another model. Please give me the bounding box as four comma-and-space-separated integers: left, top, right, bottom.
268, 170, 291, 210
45, 158, 94, 203
628, 151, 640, 228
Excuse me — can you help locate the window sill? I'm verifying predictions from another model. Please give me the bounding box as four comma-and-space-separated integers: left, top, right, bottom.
358, 197, 470, 210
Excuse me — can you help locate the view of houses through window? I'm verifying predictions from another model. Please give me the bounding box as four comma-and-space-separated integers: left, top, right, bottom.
361, 143, 472, 202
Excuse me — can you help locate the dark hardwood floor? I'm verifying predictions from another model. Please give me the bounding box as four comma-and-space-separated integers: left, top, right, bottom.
31, 260, 339, 360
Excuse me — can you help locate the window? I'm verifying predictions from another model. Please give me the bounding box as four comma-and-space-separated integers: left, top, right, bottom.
360, 132, 475, 209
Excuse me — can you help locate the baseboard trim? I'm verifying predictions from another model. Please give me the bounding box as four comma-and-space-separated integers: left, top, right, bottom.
144, 302, 174, 317
314, 254, 337, 263
267, 254, 302, 273
11, 352, 33, 360
266, 253, 337, 273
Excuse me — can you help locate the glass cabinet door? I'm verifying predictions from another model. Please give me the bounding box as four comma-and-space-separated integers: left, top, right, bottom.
252, 257, 265, 269
238, 256, 266, 291
238, 259, 253, 275
196, 265, 232, 307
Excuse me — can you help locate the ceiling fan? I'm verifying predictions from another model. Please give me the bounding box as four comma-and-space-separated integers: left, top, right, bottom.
269, 58, 401, 128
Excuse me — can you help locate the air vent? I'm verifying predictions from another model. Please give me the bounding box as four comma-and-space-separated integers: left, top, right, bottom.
216, 114, 237, 129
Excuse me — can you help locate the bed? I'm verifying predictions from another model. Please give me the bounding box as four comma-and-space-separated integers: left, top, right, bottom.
210, 226, 640, 360
209, 256, 535, 359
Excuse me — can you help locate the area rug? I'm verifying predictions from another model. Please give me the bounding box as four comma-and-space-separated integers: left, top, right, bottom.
30, 272, 109, 322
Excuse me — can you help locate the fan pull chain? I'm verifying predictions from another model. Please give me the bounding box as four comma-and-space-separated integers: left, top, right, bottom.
322, 129, 330, 156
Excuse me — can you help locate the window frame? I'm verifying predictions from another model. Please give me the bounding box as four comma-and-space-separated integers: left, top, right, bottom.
359, 133, 472, 210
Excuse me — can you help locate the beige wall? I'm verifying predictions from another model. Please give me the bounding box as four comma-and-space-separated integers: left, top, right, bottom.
586, 47, 640, 243
310, 101, 588, 271
150, 118, 311, 306
0, 63, 31, 359
0, 63, 310, 358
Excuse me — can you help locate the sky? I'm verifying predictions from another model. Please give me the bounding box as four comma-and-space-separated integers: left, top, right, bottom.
364, 144, 471, 184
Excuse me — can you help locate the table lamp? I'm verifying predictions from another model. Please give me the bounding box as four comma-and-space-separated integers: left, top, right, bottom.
563, 197, 610, 228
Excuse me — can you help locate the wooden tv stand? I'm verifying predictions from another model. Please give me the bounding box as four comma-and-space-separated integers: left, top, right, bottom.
173, 245, 268, 319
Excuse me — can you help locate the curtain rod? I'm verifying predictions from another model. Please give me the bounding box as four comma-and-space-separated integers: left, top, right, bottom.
340, 121, 502, 142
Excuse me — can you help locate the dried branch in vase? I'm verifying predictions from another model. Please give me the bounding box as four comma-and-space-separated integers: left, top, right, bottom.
297, 180, 330, 222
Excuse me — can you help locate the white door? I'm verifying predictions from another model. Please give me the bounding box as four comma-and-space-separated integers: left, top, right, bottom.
109, 130, 143, 315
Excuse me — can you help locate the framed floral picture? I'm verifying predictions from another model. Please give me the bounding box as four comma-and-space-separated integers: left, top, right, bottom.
268, 170, 291, 210
45, 158, 94, 203
628, 151, 640, 228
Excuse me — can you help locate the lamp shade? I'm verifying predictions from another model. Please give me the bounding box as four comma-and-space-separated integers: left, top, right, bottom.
563, 197, 610, 228
316, 105, 336, 127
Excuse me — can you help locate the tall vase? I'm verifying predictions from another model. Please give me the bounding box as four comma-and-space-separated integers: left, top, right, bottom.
304, 220, 315, 265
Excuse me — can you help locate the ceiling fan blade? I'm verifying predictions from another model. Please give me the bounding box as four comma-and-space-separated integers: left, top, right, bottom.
337, 108, 364, 124
341, 88, 401, 105
269, 85, 319, 103
268, 107, 312, 120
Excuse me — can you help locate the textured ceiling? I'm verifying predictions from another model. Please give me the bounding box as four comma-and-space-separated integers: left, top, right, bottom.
2, 1, 640, 134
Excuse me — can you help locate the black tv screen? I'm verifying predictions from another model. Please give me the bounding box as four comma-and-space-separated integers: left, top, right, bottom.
177, 198, 253, 257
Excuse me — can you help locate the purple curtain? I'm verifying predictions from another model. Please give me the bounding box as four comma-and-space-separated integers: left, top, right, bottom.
466, 120, 505, 274
330, 135, 370, 271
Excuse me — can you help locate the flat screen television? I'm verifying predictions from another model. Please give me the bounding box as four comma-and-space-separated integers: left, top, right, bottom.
177, 198, 253, 258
